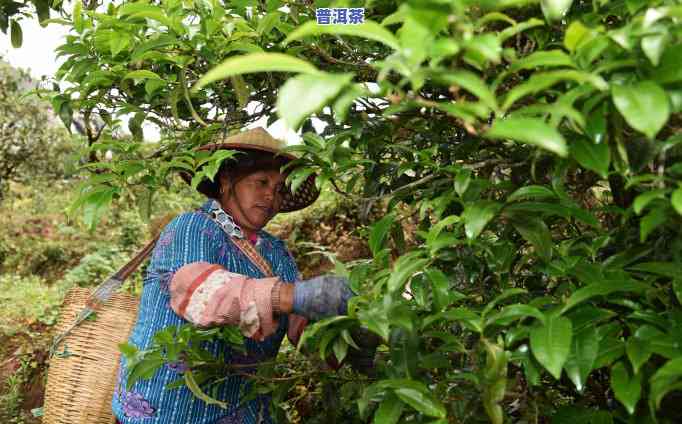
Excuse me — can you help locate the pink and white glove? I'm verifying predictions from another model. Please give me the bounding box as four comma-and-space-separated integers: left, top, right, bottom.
169, 262, 279, 341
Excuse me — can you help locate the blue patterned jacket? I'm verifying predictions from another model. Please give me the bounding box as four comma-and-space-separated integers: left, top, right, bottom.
111, 200, 299, 424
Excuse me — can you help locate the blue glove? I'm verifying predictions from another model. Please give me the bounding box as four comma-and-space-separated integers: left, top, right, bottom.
292, 275, 354, 321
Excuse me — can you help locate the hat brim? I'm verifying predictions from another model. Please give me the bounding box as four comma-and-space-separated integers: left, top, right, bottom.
179, 144, 319, 213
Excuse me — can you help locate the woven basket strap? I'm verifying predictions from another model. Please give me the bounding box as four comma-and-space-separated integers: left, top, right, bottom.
197, 205, 274, 278
114, 236, 159, 281
230, 237, 274, 278
86, 236, 159, 310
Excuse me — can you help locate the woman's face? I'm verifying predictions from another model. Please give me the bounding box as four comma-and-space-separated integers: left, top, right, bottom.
219, 169, 286, 233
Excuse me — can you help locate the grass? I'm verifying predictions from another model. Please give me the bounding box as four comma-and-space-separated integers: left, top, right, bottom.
0, 274, 66, 337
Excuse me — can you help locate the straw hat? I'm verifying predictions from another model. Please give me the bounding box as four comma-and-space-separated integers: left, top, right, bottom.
181, 127, 319, 212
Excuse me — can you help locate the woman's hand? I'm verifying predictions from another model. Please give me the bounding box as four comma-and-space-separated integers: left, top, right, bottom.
291, 275, 354, 321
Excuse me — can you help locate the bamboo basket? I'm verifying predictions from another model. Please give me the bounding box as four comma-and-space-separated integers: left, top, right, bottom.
43, 287, 139, 424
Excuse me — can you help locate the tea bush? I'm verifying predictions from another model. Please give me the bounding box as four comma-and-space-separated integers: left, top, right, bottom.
0, 61, 73, 199
39, 0, 682, 422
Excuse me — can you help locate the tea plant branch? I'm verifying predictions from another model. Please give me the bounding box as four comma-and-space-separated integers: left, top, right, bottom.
179, 68, 209, 128
467, 157, 530, 170
330, 173, 441, 201
311, 44, 377, 75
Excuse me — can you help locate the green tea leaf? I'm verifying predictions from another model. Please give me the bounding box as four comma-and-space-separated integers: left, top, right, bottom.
626, 337, 652, 375
131, 34, 179, 61
387, 252, 429, 293
510, 215, 553, 261
183, 370, 229, 409
564, 326, 599, 392
566, 305, 615, 333
499, 17, 544, 42
283, 20, 400, 50
120, 6, 183, 34
118, 342, 138, 360
485, 117, 568, 157
256, 11, 281, 36
502, 70, 606, 110
277, 72, 354, 130
369, 214, 395, 257
541, 0, 574, 21
333, 336, 348, 363
509, 50, 575, 72
426, 215, 460, 248
81, 187, 116, 230
287, 167, 314, 195
674, 279, 682, 304
507, 186, 557, 202
611, 361, 641, 415
124, 70, 164, 82
516, 344, 541, 386
572, 137, 610, 179
109, 31, 130, 57
295, 315, 352, 352
10, 20, 22, 48
357, 308, 390, 341
485, 304, 546, 327
564, 21, 591, 52
57, 98, 73, 131
394, 387, 447, 418
612, 81, 670, 140
373, 392, 405, 424
640, 206, 667, 242
464, 33, 502, 67
651, 44, 682, 84
425, 268, 466, 311
595, 331, 626, 369
585, 102, 607, 144
434, 101, 488, 124
671, 187, 682, 215
649, 357, 682, 409
398, 16, 433, 68
127, 356, 165, 390
436, 71, 498, 111
462, 200, 501, 239
633, 189, 667, 214
482, 288, 528, 317
454, 168, 472, 197
422, 308, 482, 333
73, 1, 84, 33
530, 315, 572, 379
194, 53, 320, 92
332, 83, 366, 124
561, 280, 648, 314
642, 33, 668, 66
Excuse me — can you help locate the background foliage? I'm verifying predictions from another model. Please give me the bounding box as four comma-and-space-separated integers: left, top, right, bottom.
4, 0, 682, 422
0, 0, 61, 48
0, 61, 72, 198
